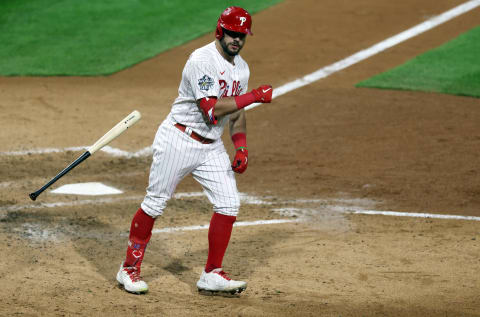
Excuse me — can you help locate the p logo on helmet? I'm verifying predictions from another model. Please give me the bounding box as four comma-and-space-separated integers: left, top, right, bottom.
215, 6, 253, 40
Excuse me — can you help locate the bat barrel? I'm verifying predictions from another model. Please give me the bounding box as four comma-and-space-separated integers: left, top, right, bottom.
88, 110, 141, 154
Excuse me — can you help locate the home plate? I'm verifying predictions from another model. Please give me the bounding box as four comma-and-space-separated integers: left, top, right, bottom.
50, 182, 123, 196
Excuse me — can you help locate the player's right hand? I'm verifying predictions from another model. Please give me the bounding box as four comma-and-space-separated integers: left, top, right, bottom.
251, 85, 273, 103
232, 148, 248, 173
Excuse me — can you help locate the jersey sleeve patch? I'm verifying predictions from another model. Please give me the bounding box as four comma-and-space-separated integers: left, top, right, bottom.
186, 59, 220, 100
198, 75, 215, 92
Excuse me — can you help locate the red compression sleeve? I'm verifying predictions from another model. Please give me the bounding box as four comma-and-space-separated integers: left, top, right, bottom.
231, 132, 247, 149
235, 92, 256, 109
124, 208, 155, 267
205, 213, 236, 273
199, 97, 218, 124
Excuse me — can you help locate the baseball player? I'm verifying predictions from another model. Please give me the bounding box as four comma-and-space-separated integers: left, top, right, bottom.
116, 6, 273, 295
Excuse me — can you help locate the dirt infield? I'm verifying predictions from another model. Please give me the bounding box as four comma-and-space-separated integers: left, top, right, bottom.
1, 0, 480, 316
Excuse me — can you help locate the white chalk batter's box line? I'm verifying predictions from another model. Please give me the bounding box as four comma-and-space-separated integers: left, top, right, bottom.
2, 192, 480, 232
1, 0, 479, 158
2, 3, 479, 231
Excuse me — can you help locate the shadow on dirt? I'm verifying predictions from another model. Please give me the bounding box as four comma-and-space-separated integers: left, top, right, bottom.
143, 227, 295, 294
2, 197, 297, 292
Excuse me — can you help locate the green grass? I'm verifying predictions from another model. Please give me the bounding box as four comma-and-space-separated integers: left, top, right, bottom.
356, 26, 480, 98
0, 0, 282, 76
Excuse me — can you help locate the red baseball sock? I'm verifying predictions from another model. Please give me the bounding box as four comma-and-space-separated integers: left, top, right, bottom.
124, 208, 155, 268
205, 212, 236, 273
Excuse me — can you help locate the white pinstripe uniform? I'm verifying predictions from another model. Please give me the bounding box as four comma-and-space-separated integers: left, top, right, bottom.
141, 41, 250, 218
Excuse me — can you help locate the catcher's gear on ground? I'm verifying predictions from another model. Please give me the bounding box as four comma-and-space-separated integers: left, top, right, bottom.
216, 6, 253, 40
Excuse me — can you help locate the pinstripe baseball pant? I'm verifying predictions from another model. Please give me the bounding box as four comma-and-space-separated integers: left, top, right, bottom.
141, 116, 240, 218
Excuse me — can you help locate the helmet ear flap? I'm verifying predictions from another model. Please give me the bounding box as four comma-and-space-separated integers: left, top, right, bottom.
215, 23, 223, 40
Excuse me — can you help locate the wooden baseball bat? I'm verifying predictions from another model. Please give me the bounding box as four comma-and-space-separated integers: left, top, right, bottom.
29, 110, 141, 201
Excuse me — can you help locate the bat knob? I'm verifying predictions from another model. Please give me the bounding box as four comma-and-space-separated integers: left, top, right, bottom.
29, 193, 38, 201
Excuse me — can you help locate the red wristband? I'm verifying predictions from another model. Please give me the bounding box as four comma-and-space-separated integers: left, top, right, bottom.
235, 92, 256, 109
231, 132, 247, 149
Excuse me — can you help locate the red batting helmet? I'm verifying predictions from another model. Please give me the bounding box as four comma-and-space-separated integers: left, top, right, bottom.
215, 6, 253, 40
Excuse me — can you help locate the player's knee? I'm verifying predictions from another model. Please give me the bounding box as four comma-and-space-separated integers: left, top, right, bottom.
214, 208, 239, 217
213, 199, 240, 217
141, 197, 167, 218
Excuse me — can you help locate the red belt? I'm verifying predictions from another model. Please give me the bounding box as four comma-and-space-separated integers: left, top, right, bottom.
174, 123, 214, 144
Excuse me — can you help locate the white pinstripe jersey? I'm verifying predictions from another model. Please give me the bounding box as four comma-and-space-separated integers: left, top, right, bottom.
170, 41, 250, 140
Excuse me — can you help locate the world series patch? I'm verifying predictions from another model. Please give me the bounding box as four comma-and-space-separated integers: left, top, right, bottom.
198, 75, 214, 91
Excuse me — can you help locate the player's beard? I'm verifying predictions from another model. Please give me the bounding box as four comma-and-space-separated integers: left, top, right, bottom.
220, 38, 243, 57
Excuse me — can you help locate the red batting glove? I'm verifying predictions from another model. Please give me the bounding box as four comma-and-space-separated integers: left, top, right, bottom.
232, 148, 248, 174
251, 85, 273, 103
235, 85, 273, 109
231, 132, 248, 173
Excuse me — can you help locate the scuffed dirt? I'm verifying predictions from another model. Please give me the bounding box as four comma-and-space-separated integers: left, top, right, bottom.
1, 0, 480, 316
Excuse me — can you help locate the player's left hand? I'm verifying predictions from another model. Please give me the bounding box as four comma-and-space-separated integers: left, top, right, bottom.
232, 148, 248, 173
251, 85, 273, 103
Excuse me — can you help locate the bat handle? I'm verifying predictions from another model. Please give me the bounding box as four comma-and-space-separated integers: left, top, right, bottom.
29, 192, 39, 201
28, 151, 91, 201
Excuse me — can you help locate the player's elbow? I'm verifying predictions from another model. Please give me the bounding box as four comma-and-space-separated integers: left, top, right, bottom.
198, 97, 218, 124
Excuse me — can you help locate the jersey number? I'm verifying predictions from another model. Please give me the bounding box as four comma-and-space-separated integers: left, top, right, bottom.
219, 80, 241, 97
